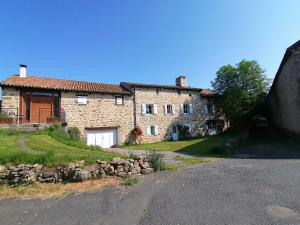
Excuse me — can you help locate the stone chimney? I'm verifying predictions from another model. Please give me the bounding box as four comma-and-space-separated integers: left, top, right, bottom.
19, 64, 27, 78
176, 76, 187, 87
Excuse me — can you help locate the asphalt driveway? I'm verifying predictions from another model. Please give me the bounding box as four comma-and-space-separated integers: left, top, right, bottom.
1, 142, 300, 225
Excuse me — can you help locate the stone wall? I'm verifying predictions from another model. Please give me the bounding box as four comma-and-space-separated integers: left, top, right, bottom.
134, 87, 216, 143
0, 88, 20, 114
0, 157, 153, 186
268, 46, 300, 135
61, 92, 134, 145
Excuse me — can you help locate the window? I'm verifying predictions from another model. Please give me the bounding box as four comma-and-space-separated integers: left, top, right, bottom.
167, 105, 172, 114
181, 104, 192, 115
207, 120, 218, 129
77, 96, 88, 105
115, 96, 124, 105
147, 125, 158, 135
150, 126, 155, 135
206, 103, 213, 114
146, 104, 153, 114
142, 104, 157, 115
183, 104, 189, 114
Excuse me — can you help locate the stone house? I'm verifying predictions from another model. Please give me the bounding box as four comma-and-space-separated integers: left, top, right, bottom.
267, 40, 300, 136
0, 65, 226, 147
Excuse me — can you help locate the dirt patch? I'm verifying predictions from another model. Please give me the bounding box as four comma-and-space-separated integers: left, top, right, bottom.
0, 177, 122, 200
17, 136, 31, 151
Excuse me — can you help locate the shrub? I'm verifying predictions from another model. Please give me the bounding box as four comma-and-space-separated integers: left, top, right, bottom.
129, 127, 143, 144
178, 124, 191, 140
147, 151, 165, 172
41, 125, 102, 151
124, 177, 139, 186
67, 127, 80, 141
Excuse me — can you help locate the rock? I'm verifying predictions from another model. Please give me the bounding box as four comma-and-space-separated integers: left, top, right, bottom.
140, 162, 149, 169
111, 157, 121, 164
73, 169, 91, 182
141, 168, 153, 175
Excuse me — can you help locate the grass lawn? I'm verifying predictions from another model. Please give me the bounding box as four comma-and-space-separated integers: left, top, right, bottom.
0, 130, 121, 165
121, 130, 239, 155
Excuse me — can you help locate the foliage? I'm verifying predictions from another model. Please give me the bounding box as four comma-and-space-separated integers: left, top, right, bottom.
147, 151, 165, 172
177, 124, 191, 140
40, 125, 101, 151
67, 127, 81, 141
0, 112, 9, 119
129, 127, 143, 144
123, 176, 139, 186
211, 60, 270, 127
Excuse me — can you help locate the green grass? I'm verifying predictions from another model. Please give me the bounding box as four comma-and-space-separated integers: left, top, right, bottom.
0, 130, 121, 165
122, 130, 240, 155
123, 177, 139, 186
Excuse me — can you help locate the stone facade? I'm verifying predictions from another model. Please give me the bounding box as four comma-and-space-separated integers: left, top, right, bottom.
60, 91, 134, 144
268, 45, 300, 135
133, 87, 217, 143
0, 88, 20, 115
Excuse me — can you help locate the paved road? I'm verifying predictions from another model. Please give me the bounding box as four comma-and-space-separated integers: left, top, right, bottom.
1, 142, 300, 225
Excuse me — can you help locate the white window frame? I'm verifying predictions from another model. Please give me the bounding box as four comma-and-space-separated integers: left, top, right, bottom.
146, 104, 154, 114
165, 104, 173, 115
147, 125, 159, 136
77, 96, 88, 105
183, 104, 190, 114
115, 96, 124, 105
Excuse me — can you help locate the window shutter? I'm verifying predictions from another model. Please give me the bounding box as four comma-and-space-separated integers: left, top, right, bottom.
141, 104, 146, 115
153, 104, 158, 115
164, 105, 167, 114
172, 104, 175, 114
146, 126, 151, 135
212, 105, 216, 114
180, 104, 184, 114
189, 104, 193, 114
154, 125, 159, 135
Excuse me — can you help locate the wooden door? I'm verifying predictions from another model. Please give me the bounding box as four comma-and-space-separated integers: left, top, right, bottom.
30, 96, 53, 123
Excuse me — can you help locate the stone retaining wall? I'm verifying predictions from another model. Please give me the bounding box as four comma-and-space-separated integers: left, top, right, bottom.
0, 157, 153, 187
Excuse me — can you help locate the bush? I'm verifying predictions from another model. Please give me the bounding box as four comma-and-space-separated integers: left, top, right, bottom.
147, 151, 165, 172
67, 127, 80, 141
129, 127, 143, 144
41, 125, 102, 151
178, 124, 191, 140
124, 177, 139, 186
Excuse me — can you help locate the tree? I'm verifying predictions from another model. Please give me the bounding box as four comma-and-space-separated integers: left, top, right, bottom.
211, 60, 270, 127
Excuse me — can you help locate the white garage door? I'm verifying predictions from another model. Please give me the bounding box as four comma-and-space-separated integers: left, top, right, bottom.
86, 129, 118, 148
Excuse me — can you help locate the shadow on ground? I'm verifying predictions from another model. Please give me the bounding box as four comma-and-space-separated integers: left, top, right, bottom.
176, 127, 300, 160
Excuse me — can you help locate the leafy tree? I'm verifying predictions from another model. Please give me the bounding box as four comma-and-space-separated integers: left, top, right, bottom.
211, 60, 270, 127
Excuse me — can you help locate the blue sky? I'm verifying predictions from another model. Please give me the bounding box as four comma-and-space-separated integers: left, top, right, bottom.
1, 0, 300, 90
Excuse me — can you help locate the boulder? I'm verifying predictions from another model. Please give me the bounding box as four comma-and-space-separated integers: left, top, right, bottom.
141, 168, 153, 175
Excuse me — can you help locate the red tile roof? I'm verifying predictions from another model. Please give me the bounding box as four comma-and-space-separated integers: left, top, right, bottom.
1, 75, 131, 95
121, 82, 214, 96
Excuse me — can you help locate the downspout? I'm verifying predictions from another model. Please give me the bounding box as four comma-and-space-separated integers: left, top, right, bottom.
133, 87, 137, 127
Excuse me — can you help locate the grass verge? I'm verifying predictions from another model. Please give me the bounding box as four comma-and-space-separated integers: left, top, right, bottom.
0, 177, 121, 200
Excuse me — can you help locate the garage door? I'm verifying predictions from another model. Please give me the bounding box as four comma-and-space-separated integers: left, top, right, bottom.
86, 129, 118, 148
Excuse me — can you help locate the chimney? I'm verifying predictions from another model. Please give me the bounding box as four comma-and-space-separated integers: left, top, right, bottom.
19, 64, 27, 78
176, 76, 187, 87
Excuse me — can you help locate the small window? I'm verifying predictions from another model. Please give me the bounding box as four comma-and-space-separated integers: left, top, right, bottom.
207, 120, 217, 129
146, 104, 154, 114
150, 126, 155, 135
115, 96, 124, 105
167, 105, 172, 114
206, 103, 213, 114
183, 104, 190, 114
77, 96, 88, 105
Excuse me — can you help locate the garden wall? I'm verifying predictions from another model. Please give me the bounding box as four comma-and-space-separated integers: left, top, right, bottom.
0, 157, 153, 186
